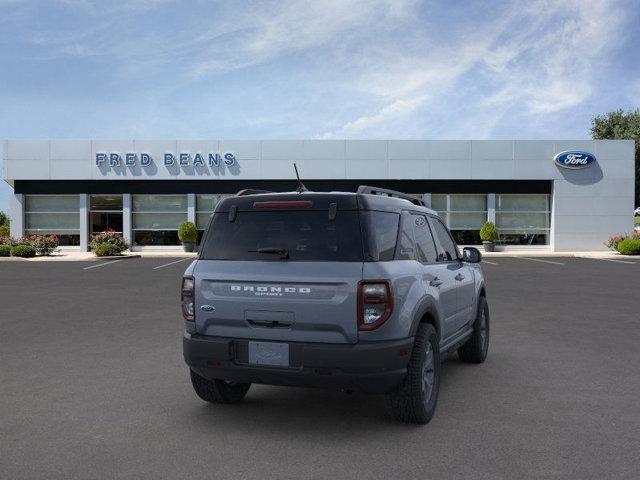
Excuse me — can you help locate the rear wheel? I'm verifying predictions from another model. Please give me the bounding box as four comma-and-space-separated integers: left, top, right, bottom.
189, 369, 251, 404
387, 323, 440, 424
458, 295, 490, 363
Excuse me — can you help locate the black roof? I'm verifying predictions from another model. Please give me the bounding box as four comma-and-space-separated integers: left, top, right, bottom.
215, 189, 438, 215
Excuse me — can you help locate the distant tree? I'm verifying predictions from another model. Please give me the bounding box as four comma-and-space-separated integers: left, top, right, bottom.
0, 211, 9, 226
590, 109, 640, 206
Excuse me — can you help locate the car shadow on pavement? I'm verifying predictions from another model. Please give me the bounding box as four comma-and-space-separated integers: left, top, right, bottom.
175, 356, 474, 435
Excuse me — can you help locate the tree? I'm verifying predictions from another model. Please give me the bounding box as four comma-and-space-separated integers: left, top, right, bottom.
0, 211, 9, 226
590, 109, 640, 206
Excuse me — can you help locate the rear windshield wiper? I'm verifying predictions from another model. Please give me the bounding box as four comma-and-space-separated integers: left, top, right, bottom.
248, 247, 290, 259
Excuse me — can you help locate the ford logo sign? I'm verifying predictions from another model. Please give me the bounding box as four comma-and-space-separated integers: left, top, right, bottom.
554, 150, 595, 169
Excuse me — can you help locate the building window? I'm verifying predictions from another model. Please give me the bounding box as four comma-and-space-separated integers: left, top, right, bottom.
132, 195, 187, 246
430, 194, 487, 245
196, 194, 231, 242
90, 195, 123, 235
496, 194, 550, 245
24, 195, 80, 246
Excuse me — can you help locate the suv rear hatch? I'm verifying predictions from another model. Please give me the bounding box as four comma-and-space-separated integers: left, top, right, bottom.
194, 194, 363, 344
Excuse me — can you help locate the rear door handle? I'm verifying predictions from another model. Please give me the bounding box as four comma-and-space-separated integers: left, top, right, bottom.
429, 278, 443, 287
455, 273, 465, 281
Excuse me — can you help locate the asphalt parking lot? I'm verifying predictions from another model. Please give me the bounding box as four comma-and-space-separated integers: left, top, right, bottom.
1, 256, 639, 479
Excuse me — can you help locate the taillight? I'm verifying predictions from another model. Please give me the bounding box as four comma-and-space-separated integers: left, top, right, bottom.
357, 281, 393, 330
253, 200, 313, 209
181, 276, 195, 321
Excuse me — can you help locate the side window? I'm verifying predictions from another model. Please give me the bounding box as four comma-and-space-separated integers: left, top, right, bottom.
429, 217, 459, 262
412, 214, 438, 263
361, 211, 400, 261
396, 213, 416, 260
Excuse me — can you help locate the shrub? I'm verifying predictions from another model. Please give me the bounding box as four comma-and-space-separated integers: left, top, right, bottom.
90, 229, 129, 252
26, 234, 59, 255
605, 234, 627, 251
94, 243, 125, 257
0, 224, 9, 237
178, 221, 198, 243
10, 244, 36, 258
0, 211, 8, 226
0, 244, 10, 256
616, 238, 640, 255
479, 222, 499, 242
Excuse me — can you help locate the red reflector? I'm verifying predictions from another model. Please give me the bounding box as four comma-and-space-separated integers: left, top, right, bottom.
253, 200, 313, 209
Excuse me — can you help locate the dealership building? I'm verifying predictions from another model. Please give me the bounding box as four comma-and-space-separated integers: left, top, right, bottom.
2, 139, 635, 251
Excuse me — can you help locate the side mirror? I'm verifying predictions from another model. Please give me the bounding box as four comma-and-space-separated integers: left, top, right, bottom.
462, 247, 482, 263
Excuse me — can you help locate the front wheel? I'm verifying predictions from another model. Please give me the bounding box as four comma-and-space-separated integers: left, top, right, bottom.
458, 295, 490, 363
189, 369, 251, 404
387, 323, 441, 424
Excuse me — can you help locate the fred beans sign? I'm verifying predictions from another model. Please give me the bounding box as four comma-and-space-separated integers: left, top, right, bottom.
95, 151, 236, 168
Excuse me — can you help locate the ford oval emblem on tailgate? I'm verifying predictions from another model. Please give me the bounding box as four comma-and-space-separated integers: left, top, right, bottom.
200, 305, 215, 312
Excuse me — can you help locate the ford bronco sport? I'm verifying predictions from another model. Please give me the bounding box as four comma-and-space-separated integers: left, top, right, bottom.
182, 186, 489, 424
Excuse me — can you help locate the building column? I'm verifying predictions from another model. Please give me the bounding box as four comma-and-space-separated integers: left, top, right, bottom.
422, 193, 431, 208
79, 194, 89, 251
487, 193, 496, 223
187, 193, 196, 224
10, 193, 24, 239
123, 194, 132, 246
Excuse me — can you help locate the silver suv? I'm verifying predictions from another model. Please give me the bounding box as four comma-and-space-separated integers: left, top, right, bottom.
182, 186, 489, 424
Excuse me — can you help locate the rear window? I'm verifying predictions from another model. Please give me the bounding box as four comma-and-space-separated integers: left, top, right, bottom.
200, 211, 364, 261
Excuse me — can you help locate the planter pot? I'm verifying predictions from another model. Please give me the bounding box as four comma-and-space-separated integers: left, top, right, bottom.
482, 241, 495, 252
182, 242, 195, 253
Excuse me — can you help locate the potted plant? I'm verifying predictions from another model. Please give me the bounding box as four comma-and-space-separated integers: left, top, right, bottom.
178, 221, 198, 252
480, 221, 499, 252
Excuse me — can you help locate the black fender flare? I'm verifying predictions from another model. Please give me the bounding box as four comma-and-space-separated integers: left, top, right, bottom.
409, 295, 442, 339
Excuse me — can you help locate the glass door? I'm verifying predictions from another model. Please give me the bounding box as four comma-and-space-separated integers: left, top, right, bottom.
90, 195, 123, 235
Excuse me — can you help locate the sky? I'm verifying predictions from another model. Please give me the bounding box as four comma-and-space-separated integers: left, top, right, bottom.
1, 0, 639, 212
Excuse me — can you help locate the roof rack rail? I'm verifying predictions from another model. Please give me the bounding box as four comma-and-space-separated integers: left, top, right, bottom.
357, 185, 425, 206
235, 188, 273, 197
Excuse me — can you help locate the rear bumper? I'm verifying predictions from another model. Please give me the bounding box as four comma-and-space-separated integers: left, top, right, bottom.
183, 332, 414, 394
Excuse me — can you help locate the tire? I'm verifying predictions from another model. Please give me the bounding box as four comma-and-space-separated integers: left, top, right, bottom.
387, 323, 441, 424
189, 369, 251, 404
458, 295, 490, 364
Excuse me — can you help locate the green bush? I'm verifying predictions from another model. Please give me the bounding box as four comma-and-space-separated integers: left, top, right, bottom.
10, 244, 36, 258
94, 243, 125, 257
90, 230, 129, 252
0, 211, 9, 226
178, 221, 198, 243
616, 238, 640, 255
605, 234, 627, 251
0, 224, 9, 237
479, 222, 499, 242
0, 244, 11, 256
25, 234, 59, 255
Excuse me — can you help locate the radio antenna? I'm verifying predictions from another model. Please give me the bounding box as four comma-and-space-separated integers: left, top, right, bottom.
293, 163, 308, 193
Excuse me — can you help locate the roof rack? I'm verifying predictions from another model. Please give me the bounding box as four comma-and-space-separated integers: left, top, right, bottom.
235, 188, 273, 197
357, 185, 425, 206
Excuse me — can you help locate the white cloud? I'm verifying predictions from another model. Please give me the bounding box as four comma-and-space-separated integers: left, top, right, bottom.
323, 0, 625, 138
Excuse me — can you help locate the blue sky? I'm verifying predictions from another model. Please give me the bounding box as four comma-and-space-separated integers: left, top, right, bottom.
1, 0, 639, 212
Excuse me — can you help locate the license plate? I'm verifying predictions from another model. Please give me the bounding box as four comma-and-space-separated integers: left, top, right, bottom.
248, 341, 290, 367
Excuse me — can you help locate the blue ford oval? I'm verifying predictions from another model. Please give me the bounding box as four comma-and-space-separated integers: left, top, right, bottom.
554, 150, 596, 169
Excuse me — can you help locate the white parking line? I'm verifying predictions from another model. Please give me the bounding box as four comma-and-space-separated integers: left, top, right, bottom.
589, 257, 636, 265
516, 257, 565, 265
153, 258, 192, 270
482, 260, 499, 265
83, 259, 123, 270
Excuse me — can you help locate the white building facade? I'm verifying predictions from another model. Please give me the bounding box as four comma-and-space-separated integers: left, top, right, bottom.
2, 139, 635, 251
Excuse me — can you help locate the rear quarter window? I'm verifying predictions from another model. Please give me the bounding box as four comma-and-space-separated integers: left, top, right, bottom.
360, 211, 400, 261
200, 210, 364, 261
